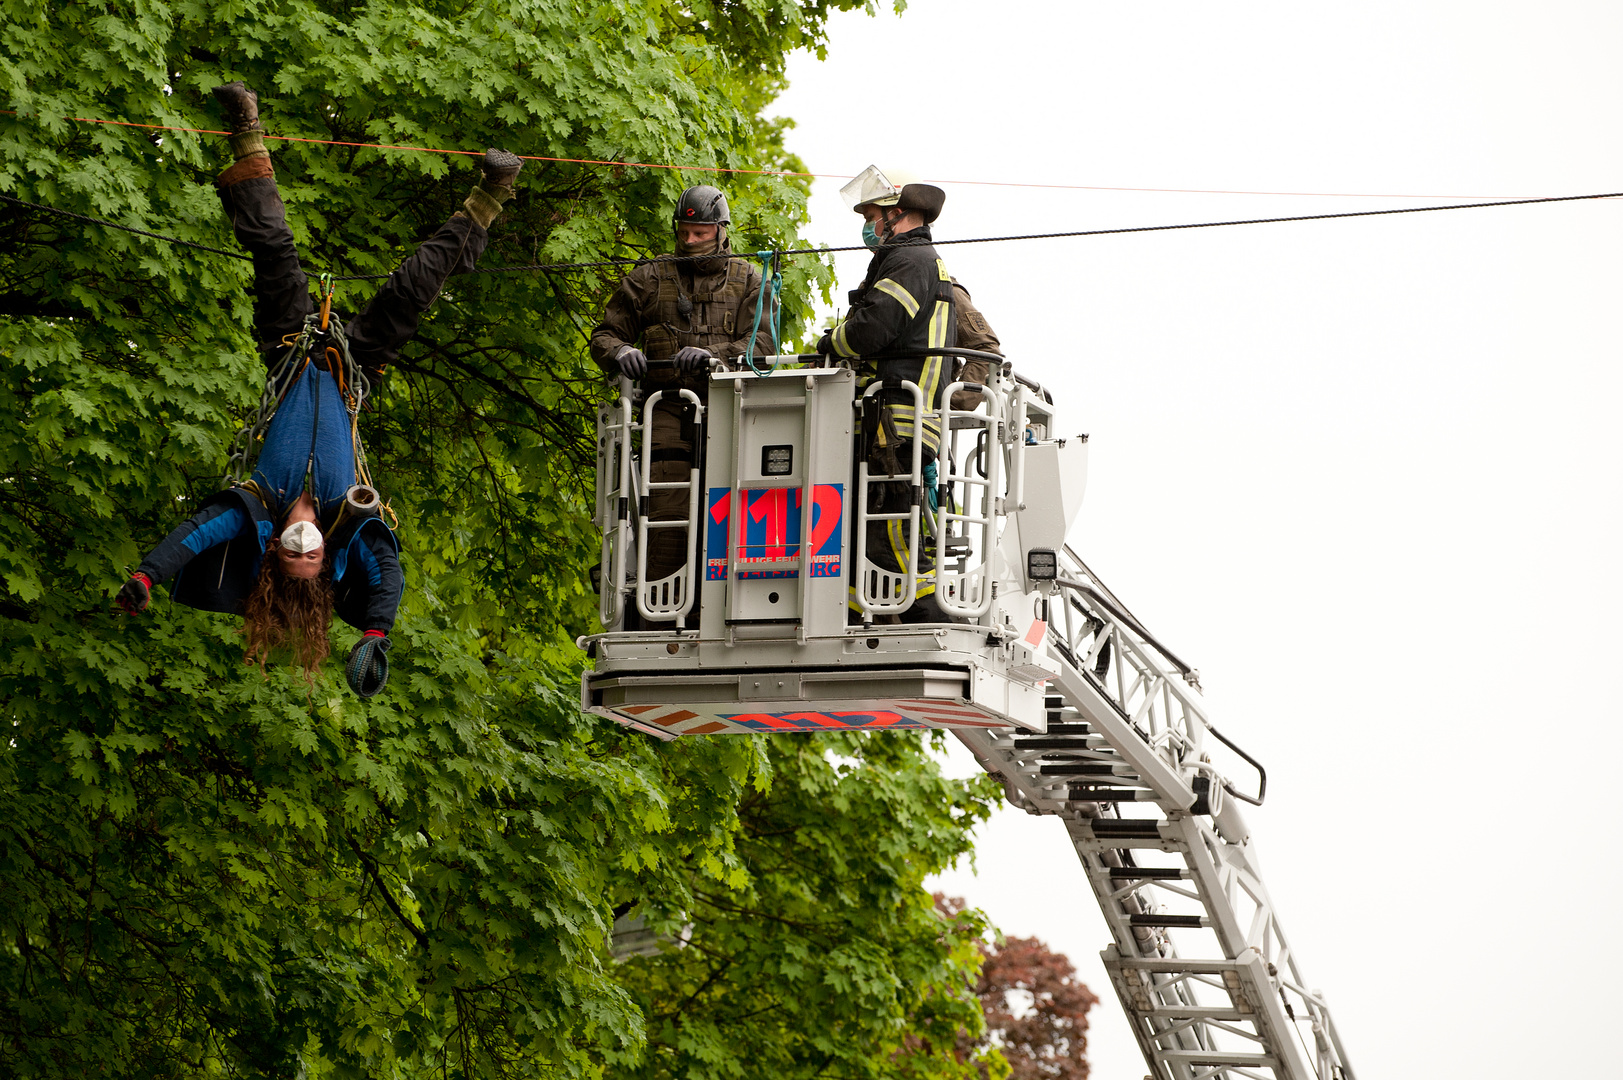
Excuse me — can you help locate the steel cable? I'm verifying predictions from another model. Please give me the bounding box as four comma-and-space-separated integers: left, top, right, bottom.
5, 188, 1619, 283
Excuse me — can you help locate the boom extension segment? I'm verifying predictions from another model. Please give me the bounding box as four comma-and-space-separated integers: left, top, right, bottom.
579, 355, 1354, 1080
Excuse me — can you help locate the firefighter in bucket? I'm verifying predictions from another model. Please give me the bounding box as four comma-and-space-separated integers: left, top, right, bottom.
817, 165, 957, 623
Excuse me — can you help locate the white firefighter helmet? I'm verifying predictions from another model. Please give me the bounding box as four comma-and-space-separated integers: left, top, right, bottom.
839, 165, 945, 222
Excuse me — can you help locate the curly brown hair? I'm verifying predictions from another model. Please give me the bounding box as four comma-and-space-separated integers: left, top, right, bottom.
241, 545, 335, 673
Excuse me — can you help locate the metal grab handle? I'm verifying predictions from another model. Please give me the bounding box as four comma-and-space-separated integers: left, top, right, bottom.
634, 388, 705, 621
933, 381, 1003, 619
854, 379, 926, 616
597, 392, 636, 626
1008, 383, 1029, 512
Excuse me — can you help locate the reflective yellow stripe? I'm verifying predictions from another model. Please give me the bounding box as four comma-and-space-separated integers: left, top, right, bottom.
873, 277, 920, 318
928, 300, 949, 349
887, 517, 911, 570
833, 319, 857, 358
917, 354, 942, 412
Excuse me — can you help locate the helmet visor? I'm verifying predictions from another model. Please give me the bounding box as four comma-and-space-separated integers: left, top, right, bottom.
840, 165, 902, 212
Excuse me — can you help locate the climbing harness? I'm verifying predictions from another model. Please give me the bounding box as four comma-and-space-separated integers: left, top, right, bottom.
742, 251, 783, 377
221, 277, 392, 526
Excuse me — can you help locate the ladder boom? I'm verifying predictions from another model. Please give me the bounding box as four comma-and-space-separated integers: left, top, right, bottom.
579, 357, 1355, 1080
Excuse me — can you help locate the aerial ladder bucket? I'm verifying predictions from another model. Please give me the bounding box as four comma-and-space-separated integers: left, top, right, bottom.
579, 351, 1356, 1080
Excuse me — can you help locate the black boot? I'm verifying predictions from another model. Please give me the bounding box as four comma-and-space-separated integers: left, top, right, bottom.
211, 80, 262, 134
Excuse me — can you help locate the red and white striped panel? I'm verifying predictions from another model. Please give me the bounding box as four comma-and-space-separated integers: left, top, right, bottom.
607, 698, 1016, 738
890, 698, 1012, 729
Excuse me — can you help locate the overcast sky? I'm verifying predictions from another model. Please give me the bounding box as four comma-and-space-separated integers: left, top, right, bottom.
773, 2, 1623, 1076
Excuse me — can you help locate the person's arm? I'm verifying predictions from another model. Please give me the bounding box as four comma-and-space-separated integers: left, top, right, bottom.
951, 282, 1002, 408
953, 283, 1003, 359
137, 503, 248, 585
349, 526, 404, 632
826, 254, 936, 360
588, 271, 650, 376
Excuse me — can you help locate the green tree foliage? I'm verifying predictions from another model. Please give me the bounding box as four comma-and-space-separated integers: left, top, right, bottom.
0, 1, 1004, 1077
619, 737, 1003, 1080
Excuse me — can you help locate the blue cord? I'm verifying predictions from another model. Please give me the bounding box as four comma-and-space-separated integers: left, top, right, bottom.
744, 251, 782, 377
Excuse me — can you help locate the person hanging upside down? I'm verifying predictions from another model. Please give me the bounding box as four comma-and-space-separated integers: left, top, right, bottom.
113, 80, 524, 697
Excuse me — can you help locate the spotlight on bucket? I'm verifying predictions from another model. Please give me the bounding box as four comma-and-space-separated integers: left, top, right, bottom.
345, 484, 380, 514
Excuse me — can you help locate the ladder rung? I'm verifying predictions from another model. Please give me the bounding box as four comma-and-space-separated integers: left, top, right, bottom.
1016, 737, 1100, 749
1141, 1005, 1249, 1020
1068, 788, 1156, 802
1128, 913, 1205, 928
1038, 722, 1090, 735
1108, 867, 1186, 879
1040, 763, 1134, 776
1158, 1051, 1278, 1067
1088, 818, 1164, 839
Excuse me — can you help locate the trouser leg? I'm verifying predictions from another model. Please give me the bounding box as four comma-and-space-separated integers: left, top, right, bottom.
856, 444, 939, 621
864, 450, 936, 581
217, 174, 312, 367
645, 399, 697, 583
344, 215, 489, 376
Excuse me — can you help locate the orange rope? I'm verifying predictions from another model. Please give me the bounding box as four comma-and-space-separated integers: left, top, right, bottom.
1, 109, 1538, 201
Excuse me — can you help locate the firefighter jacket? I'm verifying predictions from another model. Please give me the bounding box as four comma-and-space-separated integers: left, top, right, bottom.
828, 225, 957, 453
589, 243, 776, 394
138, 486, 404, 633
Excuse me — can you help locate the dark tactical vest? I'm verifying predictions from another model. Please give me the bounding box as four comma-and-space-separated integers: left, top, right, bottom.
639, 257, 755, 390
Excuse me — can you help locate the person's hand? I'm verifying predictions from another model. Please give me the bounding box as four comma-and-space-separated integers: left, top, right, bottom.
815, 331, 833, 355
115, 573, 151, 615
672, 346, 712, 373
615, 345, 648, 378
345, 631, 391, 698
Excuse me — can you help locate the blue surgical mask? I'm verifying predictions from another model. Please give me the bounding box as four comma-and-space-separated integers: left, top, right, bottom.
862, 221, 881, 249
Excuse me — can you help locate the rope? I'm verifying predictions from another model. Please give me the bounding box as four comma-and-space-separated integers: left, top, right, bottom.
0, 191, 251, 262
863, 189, 1623, 252
3, 110, 1548, 201
8, 186, 1621, 283
741, 251, 784, 377
223, 308, 374, 492
223, 330, 310, 485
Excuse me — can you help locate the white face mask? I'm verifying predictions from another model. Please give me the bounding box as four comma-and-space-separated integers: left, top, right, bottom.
280, 519, 323, 554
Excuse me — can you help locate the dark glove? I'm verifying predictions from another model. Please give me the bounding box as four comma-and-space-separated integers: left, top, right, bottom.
672, 346, 712, 373
115, 573, 151, 615
815, 331, 833, 355
345, 632, 391, 698
615, 345, 648, 379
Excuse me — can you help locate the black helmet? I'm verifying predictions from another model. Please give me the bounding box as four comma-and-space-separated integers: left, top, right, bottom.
674, 185, 730, 226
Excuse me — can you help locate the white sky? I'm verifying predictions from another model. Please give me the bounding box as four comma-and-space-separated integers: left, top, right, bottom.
774, 2, 1623, 1077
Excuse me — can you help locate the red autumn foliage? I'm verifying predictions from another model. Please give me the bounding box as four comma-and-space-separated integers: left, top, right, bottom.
941, 895, 1100, 1080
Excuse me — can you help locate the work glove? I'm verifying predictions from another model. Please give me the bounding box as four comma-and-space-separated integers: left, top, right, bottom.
345, 631, 391, 698
615, 345, 648, 379
115, 573, 151, 615
672, 346, 712, 373
815, 331, 833, 355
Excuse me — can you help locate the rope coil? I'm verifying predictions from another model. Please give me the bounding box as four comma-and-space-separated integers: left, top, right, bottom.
742, 250, 784, 377
223, 308, 376, 502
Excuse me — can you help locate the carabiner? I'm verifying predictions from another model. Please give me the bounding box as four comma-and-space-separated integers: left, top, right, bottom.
318, 273, 336, 331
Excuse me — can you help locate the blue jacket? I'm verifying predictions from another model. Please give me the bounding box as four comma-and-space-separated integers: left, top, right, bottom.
138, 486, 403, 633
